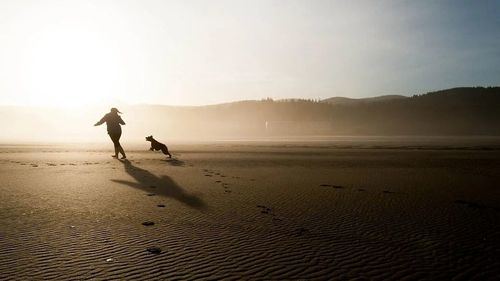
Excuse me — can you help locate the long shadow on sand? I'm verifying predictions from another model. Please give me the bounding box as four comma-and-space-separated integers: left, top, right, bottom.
111, 159, 206, 210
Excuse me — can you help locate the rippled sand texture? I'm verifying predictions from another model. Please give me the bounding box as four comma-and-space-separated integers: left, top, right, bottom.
0, 143, 499, 280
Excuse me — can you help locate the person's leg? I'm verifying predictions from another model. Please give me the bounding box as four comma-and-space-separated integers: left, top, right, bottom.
117, 142, 126, 159
109, 134, 119, 158
119, 146, 126, 159
116, 133, 126, 159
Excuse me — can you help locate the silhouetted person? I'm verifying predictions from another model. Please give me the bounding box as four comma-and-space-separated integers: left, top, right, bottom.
94, 107, 126, 159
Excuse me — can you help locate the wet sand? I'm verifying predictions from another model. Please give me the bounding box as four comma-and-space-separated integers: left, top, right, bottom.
0, 142, 499, 280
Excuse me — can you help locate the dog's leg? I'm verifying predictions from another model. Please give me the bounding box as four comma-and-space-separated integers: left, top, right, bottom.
161, 146, 172, 158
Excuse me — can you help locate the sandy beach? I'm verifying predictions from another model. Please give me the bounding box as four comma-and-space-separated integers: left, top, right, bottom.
1, 0, 498, 279
1, 140, 499, 280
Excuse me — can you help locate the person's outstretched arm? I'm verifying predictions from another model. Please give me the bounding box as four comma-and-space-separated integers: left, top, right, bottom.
118, 116, 125, 125
94, 116, 106, 126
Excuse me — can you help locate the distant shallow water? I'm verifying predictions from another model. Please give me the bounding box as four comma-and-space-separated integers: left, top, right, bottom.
1, 136, 500, 152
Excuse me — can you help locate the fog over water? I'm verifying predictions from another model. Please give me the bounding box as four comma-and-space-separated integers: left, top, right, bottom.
1, 87, 499, 143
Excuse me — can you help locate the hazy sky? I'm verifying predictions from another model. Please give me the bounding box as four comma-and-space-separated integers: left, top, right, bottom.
0, 0, 498, 107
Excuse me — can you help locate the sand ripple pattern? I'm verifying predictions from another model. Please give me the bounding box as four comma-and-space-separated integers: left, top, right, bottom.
1, 148, 499, 280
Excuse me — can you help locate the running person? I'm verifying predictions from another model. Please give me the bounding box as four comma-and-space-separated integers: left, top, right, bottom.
94, 107, 127, 159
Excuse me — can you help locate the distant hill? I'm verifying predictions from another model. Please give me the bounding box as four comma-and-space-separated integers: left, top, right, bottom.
143, 86, 498, 137
0, 87, 499, 142
322, 95, 407, 105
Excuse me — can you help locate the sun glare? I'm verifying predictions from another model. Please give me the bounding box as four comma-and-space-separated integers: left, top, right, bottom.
25, 27, 120, 107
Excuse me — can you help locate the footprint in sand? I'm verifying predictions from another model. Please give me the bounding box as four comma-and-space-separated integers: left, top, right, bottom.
320, 184, 344, 189
146, 247, 162, 254
294, 227, 310, 237
146, 193, 156, 196
142, 221, 155, 226
357, 188, 366, 192
382, 190, 396, 194
149, 185, 156, 189
220, 182, 232, 193
31, 164, 38, 167
257, 205, 274, 215
454, 200, 485, 209
157, 204, 166, 208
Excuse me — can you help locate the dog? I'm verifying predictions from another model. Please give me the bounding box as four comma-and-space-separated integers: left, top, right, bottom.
146, 135, 172, 158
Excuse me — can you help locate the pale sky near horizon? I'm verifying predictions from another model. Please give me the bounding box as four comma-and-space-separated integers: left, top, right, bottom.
0, 0, 498, 107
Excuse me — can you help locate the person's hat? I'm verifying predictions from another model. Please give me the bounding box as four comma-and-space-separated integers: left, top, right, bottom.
110, 107, 122, 114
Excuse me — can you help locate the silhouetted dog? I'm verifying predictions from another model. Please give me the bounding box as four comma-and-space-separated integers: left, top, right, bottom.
146, 135, 172, 158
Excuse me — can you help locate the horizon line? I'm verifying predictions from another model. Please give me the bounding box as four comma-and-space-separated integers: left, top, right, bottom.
0, 85, 498, 108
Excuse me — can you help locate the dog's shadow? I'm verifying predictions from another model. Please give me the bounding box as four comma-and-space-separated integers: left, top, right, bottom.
162, 158, 185, 167
111, 159, 206, 210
